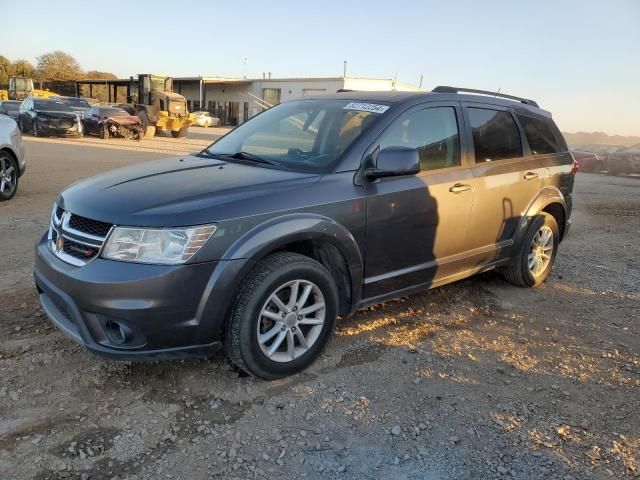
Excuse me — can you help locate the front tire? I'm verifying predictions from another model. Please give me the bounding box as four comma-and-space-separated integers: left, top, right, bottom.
224, 253, 338, 379
138, 111, 156, 138
503, 213, 559, 287
171, 126, 189, 138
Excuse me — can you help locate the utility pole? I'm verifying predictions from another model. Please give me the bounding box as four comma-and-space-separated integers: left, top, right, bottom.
343, 61, 347, 78
419, 74, 423, 88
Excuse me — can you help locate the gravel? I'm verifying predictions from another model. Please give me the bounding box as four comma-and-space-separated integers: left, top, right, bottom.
1, 140, 639, 479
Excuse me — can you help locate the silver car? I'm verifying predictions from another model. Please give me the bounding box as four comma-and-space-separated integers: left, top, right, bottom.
0, 114, 25, 201
192, 111, 220, 127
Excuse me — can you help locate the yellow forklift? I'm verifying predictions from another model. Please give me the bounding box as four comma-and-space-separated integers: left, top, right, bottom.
127, 74, 194, 138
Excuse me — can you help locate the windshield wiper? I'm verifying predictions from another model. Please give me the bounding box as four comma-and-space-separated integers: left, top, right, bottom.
197, 149, 221, 159
198, 149, 279, 166
222, 151, 279, 166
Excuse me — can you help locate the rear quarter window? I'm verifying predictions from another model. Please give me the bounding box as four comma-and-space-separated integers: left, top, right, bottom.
517, 115, 567, 155
468, 108, 523, 162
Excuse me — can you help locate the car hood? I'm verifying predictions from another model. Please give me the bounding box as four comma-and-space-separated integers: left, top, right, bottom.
58, 156, 321, 227
35, 110, 78, 120
106, 115, 141, 126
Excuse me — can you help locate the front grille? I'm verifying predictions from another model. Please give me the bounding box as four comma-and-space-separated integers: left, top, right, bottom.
63, 238, 100, 261
49, 207, 112, 266
68, 214, 112, 238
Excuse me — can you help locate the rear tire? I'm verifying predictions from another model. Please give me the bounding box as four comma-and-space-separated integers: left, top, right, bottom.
503, 213, 559, 287
224, 253, 338, 380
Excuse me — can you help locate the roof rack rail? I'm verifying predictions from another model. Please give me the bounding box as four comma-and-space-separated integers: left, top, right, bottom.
432, 86, 539, 108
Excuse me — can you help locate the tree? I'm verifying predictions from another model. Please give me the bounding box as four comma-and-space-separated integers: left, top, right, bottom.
12, 59, 36, 79
85, 70, 117, 80
36, 51, 83, 81
0, 55, 12, 84
81, 70, 118, 102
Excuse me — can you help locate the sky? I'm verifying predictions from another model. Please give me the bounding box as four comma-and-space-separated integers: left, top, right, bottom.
2, 0, 639, 136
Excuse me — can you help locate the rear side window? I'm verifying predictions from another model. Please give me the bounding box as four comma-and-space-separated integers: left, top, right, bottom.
468, 108, 522, 162
517, 115, 567, 154
379, 107, 461, 170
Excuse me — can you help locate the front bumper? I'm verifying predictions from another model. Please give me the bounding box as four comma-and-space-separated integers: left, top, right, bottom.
34, 234, 246, 360
37, 122, 81, 137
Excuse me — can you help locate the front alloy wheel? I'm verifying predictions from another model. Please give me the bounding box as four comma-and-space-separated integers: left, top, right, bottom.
257, 279, 326, 363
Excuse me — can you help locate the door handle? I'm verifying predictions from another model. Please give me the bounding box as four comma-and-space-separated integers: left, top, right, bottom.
449, 183, 472, 194
524, 171, 539, 180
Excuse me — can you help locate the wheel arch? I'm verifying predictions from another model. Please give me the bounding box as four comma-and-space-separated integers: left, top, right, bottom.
194, 213, 364, 343
222, 213, 363, 315
522, 186, 568, 241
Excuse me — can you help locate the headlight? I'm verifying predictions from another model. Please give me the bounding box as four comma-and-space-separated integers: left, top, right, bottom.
102, 224, 216, 264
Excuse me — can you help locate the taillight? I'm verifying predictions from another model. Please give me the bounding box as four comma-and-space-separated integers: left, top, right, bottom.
571, 159, 579, 175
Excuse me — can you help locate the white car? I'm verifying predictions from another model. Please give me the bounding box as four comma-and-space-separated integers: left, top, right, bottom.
192, 111, 220, 127
0, 114, 25, 201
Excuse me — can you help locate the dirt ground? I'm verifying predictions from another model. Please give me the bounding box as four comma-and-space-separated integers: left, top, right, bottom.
0, 136, 638, 480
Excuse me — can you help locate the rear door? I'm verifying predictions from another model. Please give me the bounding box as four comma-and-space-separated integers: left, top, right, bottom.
461, 103, 543, 264
363, 102, 475, 298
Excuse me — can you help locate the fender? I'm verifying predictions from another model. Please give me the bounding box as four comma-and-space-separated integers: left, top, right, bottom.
514, 186, 567, 244
195, 213, 364, 341
224, 213, 364, 306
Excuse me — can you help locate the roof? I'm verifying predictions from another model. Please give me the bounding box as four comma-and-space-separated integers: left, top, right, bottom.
293, 90, 547, 113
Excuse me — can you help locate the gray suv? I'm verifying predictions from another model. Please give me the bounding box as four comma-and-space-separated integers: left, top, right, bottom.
34, 87, 576, 379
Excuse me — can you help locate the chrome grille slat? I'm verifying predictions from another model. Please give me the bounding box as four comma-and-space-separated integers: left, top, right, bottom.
49, 207, 113, 266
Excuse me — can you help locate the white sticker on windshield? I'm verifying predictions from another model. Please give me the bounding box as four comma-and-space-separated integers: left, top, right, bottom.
343, 102, 390, 114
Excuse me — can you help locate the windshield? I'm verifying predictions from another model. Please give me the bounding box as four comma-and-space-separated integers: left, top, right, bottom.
1, 102, 19, 112
34, 100, 73, 112
61, 97, 90, 108
206, 100, 383, 172
150, 76, 170, 92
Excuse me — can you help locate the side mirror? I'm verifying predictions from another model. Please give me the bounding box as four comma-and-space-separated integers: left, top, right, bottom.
365, 146, 420, 180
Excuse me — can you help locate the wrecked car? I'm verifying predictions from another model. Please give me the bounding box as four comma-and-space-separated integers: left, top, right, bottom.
18, 98, 83, 137
82, 106, 143, 140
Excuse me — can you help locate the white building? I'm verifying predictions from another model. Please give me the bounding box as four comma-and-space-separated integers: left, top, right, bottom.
173, 76, 424, 126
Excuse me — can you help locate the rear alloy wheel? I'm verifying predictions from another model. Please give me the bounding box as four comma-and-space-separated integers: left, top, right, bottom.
0, 153, 18, 201
225, 252, 338, 379
503, 213, 559, 287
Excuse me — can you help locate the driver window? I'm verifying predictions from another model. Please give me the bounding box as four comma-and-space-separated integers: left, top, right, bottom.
379, 107, 461, 171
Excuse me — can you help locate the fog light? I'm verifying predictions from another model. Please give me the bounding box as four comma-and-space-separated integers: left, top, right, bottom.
105, 320, 129, 345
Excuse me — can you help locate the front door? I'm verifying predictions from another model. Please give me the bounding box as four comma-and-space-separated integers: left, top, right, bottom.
363, 104, 474, 299
461, 104, 543, 263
